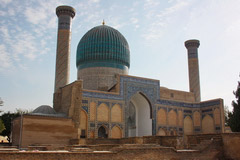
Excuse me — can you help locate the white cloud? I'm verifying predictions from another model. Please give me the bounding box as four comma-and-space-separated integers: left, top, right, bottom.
23, 0, 57, 30
90, 0, 100, 3
0, 44, 12, 70
8, 8, 15, 16
0, 10, 6, 16
12, 32, 38, 60
130, 18, 138, 24
24, 7, 47, 25
0, 26, 11, 43
142, 0, 189, 41
144, 0, 160, 10
157, 1, 188, 18
0, 0, 12, 5
0, 24, 39, 66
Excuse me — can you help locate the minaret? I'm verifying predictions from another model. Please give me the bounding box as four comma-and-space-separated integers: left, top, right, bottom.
185, 39, 201, 102
54, 6, 75, 92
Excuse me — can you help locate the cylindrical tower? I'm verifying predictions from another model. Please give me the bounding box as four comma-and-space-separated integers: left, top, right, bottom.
54, 6, 75, 92
185, 39, 201, 102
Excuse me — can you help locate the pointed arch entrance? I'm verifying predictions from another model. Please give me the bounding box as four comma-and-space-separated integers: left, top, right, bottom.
128, 92, 152, 137
98, 126, 108, 138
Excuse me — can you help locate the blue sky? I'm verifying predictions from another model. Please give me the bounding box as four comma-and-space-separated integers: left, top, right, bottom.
0, 0, 239, 112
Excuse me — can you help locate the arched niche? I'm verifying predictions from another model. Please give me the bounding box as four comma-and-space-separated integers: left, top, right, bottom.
97, 103, 109, 122
193, 111, 201, 126
184, 116, 193, 135
157, 128, 166, 136
80, 110, 88, 138
157, 108, 166, 125
178, 110, 183, 126
169, 129, 177, 136
202, 115, 215, 133
90, 131, 95, 138
90, 102, 96, 121
111, 126, 122, 139
168, 109, 177, 126
98, 126, 108, 138
128, 92, 152, 137
111, 104, 122, 122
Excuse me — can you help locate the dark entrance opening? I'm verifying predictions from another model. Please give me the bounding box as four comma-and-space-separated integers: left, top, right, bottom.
80, 129, 86, 138
98, 126, 108, 138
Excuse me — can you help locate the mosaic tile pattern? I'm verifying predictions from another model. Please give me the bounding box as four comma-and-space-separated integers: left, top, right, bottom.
81, 75, 223, 137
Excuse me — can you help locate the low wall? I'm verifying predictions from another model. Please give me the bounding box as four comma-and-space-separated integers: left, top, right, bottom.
222, 133, 240, 160
86, 136, 183, 149
187, 133, 222, 145
0, 147, 218, 160
13, 115, 78, 148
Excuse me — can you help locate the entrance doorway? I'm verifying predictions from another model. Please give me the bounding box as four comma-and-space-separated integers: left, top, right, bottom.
128, 92, 152, 137
98, 126, 108, 138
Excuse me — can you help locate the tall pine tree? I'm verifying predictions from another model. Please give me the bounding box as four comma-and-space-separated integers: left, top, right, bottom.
228, 79, 240, 132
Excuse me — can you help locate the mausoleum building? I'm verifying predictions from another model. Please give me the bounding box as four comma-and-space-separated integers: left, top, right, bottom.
12, 5, 225, 148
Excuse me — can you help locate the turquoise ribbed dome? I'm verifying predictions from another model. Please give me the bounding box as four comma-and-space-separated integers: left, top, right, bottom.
76, 25, 130, 70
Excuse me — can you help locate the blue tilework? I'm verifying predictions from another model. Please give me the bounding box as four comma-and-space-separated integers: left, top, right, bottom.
111, 123, 123, 129
97, 123, 109, 128
158, 126, 167, 131
97, 101, 110, 107
202, 109, 213, 113
81, 75, 222, 137
111, 103, 122, 108
200, 100, 220, 107
184, 110, 192, 113
188, 52, 198, 59
76, 25, 130, 69
202, 113, 213, 118
184, 115, 192, 119
157, 99, 221, 108
157, 99, 200, 108
82, 106, 88, 113
82, 100, 88, 103
158, 106, 167, 111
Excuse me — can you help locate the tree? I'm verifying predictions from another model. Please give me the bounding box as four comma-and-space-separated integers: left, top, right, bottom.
0, 97, 3, 106
0, 119, 5, 133
0, 108, 32, 142
0, 112, 20, 142
224, 105, 230, 126
228, 79, 240, 132
0, 97, 3, 113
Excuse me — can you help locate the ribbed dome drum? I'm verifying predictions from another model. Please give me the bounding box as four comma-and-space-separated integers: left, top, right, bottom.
76, 24, 130, 91
76, 25, 130, 70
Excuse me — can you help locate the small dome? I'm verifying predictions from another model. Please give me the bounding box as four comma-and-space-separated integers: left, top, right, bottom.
32, 105, 56, 115
76, 24, 130, 70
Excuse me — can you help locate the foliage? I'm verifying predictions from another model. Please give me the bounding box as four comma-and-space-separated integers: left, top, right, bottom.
15, 108, 32, 114
0, 119, 5, 134
0, 97, 3, 113
0, 97, 3, 106
0, 108, 32, 142
228, 80, 240, 132
224, 105, 230, 125
0, 112, 20, 142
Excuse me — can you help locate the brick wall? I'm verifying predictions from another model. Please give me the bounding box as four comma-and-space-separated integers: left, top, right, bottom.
0, 147, 219, 160
222, 133, 240, 159
86, 136, 183, 149
16, 115, 77, 148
